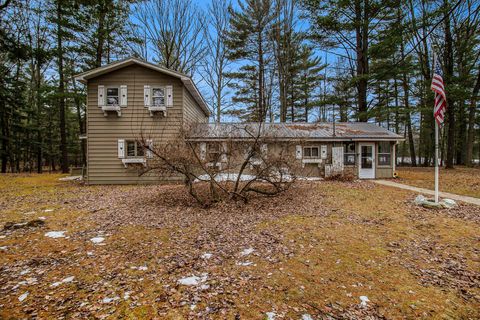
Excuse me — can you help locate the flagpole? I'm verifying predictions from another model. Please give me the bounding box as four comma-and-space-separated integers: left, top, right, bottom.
435, 119, 439, 203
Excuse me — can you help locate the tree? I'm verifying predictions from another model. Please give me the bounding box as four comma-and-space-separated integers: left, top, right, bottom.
225, 0, 277, 121
134, 0, 207, 76
200, 0, 232, 122
301, 0, 398, 122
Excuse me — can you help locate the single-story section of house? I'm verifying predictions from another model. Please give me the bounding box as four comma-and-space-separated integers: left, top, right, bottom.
187, 122, 403, 180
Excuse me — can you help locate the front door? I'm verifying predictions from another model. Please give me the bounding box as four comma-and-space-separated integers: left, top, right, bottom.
358, 143, 375, 179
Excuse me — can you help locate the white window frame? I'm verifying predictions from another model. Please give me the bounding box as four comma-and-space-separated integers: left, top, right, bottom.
303, 146, 320, 159
207, 143, 222, 164
105, 86, 120, 106
377, 141, 392, 166
344, 142, 356, 166
126, 140, 145, 158
151, 87, 166, 107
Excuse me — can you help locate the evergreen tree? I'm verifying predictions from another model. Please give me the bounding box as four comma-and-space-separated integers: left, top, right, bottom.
225, 0, 277, 121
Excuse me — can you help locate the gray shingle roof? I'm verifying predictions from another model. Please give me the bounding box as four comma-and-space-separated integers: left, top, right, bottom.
187, 122, 403, 141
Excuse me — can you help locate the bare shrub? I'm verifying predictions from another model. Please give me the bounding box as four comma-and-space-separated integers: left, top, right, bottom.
137, 124, 300, 207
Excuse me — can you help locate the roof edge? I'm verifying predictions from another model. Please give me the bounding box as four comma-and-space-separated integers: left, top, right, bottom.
74, 57, 210, 117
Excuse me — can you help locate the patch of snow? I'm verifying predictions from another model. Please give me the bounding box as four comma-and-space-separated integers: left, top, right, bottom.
87, 251, 94, 256
302, 314, 313, 320
131, 266, 148, 271
0, 235, 6, 238
190, 304, 197, 310
102, 296, 119, 304
236, 261, 254, 266
266, 311, 276, 320
195, 173, 257, 182
45, 231, 66, 238
201, 253, 212, 260
195, 172, 322, 183
123, 291, 132, 300
359, 295, 370, 307
59, 176, 82, 181
44, 208, 54, 212
50, 276, 74, 287
0, 246, 7, 250
20, 269, 30, 275
178, 273, 208, 286
18, 292, 29, 302
240, 248, 254, 256
38, 216, 46, 220
90, 237, 105, 244
200, 284, 210, 290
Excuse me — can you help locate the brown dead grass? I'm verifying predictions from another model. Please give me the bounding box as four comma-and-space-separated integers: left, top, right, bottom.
0, 174, 479, 319
397, 166, 480, 198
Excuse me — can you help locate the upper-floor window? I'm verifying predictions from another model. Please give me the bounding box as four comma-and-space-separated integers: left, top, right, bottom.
378, 142, 391, 166
152, 87, 165, 106
344, 142, 355, 165
303, 146, 319, 158
126, 140, 145, 158
106, 87, 119, 106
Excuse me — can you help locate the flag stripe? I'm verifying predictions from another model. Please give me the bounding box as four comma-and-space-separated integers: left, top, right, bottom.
431, 58, 446, 125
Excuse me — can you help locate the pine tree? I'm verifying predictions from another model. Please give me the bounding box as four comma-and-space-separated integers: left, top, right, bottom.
225, 0, 277, 121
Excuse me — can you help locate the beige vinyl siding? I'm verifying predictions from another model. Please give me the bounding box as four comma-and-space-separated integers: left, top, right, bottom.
183, 87, 208, 124
86, 64, 185, 184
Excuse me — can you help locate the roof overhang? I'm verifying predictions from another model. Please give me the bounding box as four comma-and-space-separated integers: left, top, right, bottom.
74, 57, 210, 117
186, 137, 405, 142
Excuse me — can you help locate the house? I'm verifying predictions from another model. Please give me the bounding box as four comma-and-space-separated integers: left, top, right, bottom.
75, 58, 403, 184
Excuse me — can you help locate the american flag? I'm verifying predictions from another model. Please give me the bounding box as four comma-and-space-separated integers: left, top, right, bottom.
431, 57, 446, 125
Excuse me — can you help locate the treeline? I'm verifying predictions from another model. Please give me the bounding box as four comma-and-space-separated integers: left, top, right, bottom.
0, 0, 479, 173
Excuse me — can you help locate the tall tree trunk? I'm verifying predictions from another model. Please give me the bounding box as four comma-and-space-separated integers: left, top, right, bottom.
0, 99, 8, 173
466, 70, 480, 166
444, 0, 455, 169
71, 75, 86, 166
258, 29, 265, 121
36, 63, 42, 173
57, 0, 69, 173
95, 2, 107, 67
355, 0, 368, 122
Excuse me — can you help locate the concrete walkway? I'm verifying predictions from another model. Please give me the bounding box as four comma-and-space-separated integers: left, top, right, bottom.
373, 180, 480, 206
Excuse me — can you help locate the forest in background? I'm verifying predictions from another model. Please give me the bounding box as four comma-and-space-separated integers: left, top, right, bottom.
0, 0, 479, 173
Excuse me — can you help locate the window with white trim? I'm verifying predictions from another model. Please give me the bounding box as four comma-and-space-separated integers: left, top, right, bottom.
106, 87, 119, 105
126, 140, 145, 158
303, 146, 319, 158
344, 142, 356, 165
377, 142, 391, 166
207, 143, 221, 163
152, 87, 165, 106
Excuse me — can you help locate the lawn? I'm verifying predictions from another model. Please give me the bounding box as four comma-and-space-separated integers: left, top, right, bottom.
0, 174, 479, 319
397, 166, 480, 198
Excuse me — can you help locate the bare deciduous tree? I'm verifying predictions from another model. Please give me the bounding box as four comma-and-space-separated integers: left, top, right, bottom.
134, 0, 207, 76
200, 0, 232, 122
136, 124, 298, 207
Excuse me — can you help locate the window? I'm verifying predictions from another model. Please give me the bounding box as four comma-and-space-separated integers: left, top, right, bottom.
344, 142, 356, 165
303, 146, 319, 158
152, 87, 165, 106
106, 87, 119, 105
361, 145, 373, 168
378, 142, 391, 166
126, 141, 145, 158
207, 143, 221, 163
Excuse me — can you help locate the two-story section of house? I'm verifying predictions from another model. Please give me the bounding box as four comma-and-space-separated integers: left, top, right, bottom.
75, 57, 209, 184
